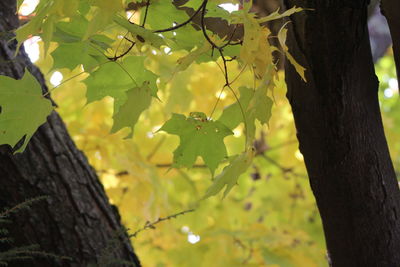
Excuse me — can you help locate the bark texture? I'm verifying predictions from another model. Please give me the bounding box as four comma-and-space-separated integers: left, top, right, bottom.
0, 1, 140, 266
284, 0, 400, 266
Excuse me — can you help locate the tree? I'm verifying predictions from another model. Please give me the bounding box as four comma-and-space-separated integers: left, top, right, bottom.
284, 0, 400, 265
1, 0, 400, 266
0, 0, 140, 266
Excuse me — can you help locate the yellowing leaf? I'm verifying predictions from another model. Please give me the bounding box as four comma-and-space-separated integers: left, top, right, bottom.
0, 71, 53, 152
278, 24, 307, 82
202, 149, 254, 199
286, 52, 307, 82
258, 6, 303, 23
232, 9, 273, 79
111, 83, 153, 138
278, 26, 288, 51
159, 112, 233, 174
254, 28, 273, 78
176, 42, 212, 72
239, 12, 262, 65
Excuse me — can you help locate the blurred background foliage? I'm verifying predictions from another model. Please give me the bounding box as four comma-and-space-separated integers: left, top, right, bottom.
19, 0, 399, 265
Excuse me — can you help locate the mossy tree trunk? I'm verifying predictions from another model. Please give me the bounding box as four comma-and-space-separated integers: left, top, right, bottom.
0, 1, 140, 266
284, 1, 400, 266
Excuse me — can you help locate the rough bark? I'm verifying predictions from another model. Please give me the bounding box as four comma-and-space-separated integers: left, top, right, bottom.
283, 0, 400, 266
0, 1, 140, 266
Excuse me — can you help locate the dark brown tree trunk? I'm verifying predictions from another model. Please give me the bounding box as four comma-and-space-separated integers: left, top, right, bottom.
381, 0, 400, 79
283, 1, 400, 266
0, 1, 140, 266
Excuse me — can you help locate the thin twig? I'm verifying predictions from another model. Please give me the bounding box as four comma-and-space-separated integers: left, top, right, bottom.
107, 42, 135, 61
141, 0, 151, 27
153, 1, 206, 33
155, 163, 206, 168
261, 154, 305, 178
200, 0, 219, 49
129, 209, 195, 238
146, 135, 166, 161
209, 85, 226, 118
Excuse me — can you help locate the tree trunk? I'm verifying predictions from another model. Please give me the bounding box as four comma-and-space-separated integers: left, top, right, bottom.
283, 1, 400, 266
0, 1, 140, 266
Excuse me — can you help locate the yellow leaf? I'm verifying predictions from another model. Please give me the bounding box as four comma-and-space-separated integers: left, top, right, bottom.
253, 28, 273, 78
277, 23, 307, 82
258, 6, 303, 24
286, 52, 307, 82
240, 12, 262, 64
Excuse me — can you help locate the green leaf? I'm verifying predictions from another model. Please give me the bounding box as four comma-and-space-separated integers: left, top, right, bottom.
51, 41, 104, 70
111, 83, 153, 138
167, 25, 205, 51
218, 85, 273, 131
246, 83, 274, 144
202, 149, 254, 199
142, 0, 189, 30
159, 112, 233, 174
113, 15, 166, 49
0, 71, 53, 153
15, 10, 47, 50
183, 0, 231, 22
53, 16, 114, 48
53, 16, 88, 43
164, 70, 193, 114
83, 56, 158, 111
15, 0, 81, 51
41, 15, 56, 55
253, 85, 273, 125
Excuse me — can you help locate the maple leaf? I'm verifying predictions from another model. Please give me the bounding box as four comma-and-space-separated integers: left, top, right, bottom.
111, 83, 153, 138
159, 112, 233, 175
84, 56, 157, 111
0, 71, 53, 153
51, 41, 104, 70
202, 149, 254, 199
218, 86, 273, 145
